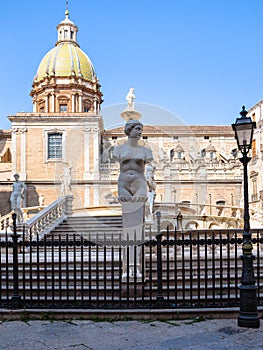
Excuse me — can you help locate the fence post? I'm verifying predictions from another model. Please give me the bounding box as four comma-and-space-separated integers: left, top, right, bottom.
11, 213, 21, 309
156, 211, 164, 306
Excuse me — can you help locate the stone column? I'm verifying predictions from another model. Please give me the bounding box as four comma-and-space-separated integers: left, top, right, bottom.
45, 95, 49, 112
79, 94, 83, 112
51, 92, 55, 112
32, 97, 37, 112
92, 127, 100, 180
119, 196, 148, 279
20, 128, 27, 181
11, 128, 19, 173
84, 185, 90, 207
83, 128, 91, 180
71, 94, 75, 113
93, 185, 100, 206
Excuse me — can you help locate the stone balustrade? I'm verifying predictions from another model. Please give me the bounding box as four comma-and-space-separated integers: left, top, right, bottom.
0, 212, 13, 234
21, 195, 74, 239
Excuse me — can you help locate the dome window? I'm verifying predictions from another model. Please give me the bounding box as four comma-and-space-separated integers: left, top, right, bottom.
60, 104, 67, 112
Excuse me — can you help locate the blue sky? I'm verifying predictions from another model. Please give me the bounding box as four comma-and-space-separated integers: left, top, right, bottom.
1, 0, 263, 130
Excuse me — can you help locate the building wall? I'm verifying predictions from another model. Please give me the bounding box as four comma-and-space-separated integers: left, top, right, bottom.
1, 109, 262, 227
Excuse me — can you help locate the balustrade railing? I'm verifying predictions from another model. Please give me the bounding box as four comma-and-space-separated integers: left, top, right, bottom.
23, 195, 73, 239
0, 212, 13, 235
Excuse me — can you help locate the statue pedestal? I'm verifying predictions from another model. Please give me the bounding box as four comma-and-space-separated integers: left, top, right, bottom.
119, 196, 147, 280
121, 108, 141, 121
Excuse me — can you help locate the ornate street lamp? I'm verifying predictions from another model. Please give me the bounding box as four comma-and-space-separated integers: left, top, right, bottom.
232, 106, 260, 328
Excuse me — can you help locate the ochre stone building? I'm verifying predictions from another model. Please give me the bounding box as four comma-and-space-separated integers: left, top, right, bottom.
0, 9, 262, 229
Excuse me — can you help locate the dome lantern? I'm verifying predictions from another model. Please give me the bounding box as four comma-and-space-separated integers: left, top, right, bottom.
56, 5, 79, 47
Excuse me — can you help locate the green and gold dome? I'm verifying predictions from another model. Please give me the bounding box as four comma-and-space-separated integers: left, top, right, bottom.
30, 8, 102, 114
35, 43, 96, 82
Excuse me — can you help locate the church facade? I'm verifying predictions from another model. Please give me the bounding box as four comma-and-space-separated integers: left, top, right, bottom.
0, 9, 262, 229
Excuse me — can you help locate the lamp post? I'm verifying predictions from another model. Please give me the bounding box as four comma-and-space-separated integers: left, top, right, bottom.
232, 106, 260, 328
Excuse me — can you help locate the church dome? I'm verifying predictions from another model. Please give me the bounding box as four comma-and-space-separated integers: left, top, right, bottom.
35, 43, 96, 83
30, 6, 103, 115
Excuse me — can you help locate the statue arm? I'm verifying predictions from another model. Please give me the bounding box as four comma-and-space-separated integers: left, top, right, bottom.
21, 182, 26, 197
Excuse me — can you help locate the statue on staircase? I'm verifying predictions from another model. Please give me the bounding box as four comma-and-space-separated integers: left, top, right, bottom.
10, 173, 26, 222
113, 118, 153, 279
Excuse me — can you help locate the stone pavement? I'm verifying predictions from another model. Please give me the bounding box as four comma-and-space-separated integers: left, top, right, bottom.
0, 318, 262, 350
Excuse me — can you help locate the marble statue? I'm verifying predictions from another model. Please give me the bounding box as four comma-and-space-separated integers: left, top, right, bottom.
126, 88, 136, 110
61, 163, 73, 195
10, 173, 26, 222
145, 162, 156, 193
113, 119, 153, 278
113, 120, 153, 198
39, 193, 45, 206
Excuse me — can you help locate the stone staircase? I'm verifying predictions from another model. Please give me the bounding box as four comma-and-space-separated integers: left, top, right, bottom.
49, 214, 123, 243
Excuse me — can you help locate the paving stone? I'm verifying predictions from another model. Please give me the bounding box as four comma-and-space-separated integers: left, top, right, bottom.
0, 319, 262, 350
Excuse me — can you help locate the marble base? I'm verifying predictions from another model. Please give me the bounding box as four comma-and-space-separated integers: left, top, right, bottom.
121, 109, 142, 121
119, 196, 147, 279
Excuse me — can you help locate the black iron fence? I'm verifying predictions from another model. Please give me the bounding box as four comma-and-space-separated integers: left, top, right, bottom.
0, 214, 262, 309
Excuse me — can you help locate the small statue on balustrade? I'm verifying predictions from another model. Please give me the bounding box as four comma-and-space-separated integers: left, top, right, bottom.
10, 173, 26, 222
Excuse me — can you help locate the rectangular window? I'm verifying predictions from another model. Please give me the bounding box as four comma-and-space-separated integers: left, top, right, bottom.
48, 133, 62, 159
60, 104, 67, 112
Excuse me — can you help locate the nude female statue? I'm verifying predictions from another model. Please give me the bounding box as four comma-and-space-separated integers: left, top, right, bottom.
113, 120, 153, 198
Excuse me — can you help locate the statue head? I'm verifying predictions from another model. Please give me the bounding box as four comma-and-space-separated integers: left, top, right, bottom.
124, 120, 143, 136
13, 173, 20, 180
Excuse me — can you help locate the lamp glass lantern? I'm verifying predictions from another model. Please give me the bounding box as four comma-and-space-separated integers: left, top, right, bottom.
231, 106, 256, 153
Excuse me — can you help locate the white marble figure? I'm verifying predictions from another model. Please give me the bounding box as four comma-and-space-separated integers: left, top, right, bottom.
39, 193, 45, 206
113, 119, 153, 278
10, 173, 26, 222
113, 120, 153, 198
61, 163, 73, 195
126, 88, 136, 110
101, 138, 113, 163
